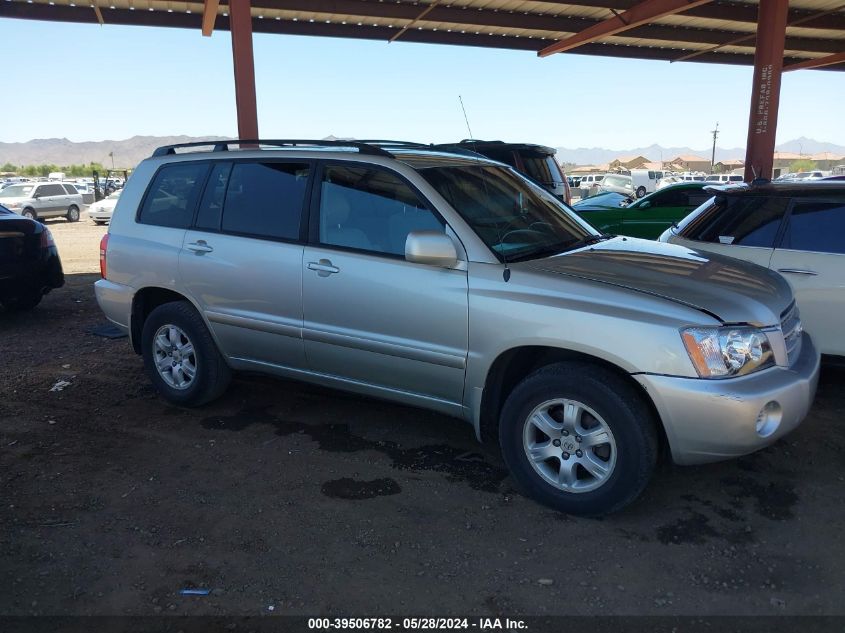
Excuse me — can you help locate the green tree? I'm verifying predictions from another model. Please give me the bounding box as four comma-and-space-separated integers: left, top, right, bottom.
789, 159, 816, 173
0, 162, 16, 173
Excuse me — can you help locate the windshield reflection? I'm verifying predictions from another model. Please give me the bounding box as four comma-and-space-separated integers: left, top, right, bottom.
420, 164, 597, 262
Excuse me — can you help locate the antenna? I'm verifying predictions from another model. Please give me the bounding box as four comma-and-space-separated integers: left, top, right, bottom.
458, 95, 474, 140
710, 122, 719, 172
457, 96, 510, 282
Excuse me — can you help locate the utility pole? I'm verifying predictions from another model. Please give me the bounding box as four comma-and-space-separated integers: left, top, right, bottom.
109, 151, 115, 170
710, 122, 719, 172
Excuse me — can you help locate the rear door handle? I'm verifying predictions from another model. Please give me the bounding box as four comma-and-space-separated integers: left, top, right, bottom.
777, 268, 818, 276
307, 259, 340, 276
186, 240, 214, 254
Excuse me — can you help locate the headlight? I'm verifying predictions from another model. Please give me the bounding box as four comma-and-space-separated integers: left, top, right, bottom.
681, 326, 774, 378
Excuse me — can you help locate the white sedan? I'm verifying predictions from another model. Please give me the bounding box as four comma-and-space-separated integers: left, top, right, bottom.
87, 191, 121, 224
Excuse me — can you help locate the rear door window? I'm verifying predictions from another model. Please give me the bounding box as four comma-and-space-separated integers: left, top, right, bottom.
220, 161, 309, 241
682, 196, 789, 247
780, 199, 845, 254
139, 162, 209, 229
42, 184, 66, 197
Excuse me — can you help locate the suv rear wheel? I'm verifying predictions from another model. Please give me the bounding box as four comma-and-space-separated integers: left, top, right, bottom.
141, 301, 231, 406
499, 362, 657, 516
66, 205, 80, 222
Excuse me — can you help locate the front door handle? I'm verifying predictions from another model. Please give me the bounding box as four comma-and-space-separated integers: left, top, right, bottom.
777, 268, 818, 276
186, 240, 214, 254
307, 259, 340, 276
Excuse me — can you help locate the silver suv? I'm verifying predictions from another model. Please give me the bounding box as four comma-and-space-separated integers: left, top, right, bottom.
0, 181, 84, 221
95, 140, 820, 515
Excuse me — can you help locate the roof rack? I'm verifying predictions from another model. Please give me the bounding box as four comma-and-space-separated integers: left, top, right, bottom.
151, 139, 394, 158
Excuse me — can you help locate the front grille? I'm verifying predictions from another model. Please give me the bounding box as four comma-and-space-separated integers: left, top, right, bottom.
780, 302, 803, 365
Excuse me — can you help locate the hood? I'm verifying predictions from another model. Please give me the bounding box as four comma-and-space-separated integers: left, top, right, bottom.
92, 199, 118, 211
521, 238, 792, 326
0, 196, 33, 204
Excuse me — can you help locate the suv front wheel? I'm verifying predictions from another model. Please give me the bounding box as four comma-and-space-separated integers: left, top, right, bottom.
141, 301, 231, 406
499, 362, 657, 516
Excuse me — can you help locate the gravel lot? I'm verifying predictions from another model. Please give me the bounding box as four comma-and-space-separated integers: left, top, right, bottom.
1, 219, 844, 617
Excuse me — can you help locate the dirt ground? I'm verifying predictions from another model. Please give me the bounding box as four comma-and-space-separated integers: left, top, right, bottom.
1, 218, 844, 617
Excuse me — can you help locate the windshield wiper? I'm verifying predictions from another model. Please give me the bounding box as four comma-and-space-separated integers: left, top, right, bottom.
565, 233, 615, 250
509, 234, 615, 263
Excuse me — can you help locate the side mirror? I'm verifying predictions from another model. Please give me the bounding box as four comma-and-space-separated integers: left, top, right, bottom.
32, 192, 41, 199
405, 230, 458, 268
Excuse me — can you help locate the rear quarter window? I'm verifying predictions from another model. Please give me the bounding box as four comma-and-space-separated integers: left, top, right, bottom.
521, 155, 560, 185
138, 162, 209, 229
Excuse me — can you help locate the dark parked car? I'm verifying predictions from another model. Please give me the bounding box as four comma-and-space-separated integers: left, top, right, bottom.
574, 182, 714, 239
436, 140, 572, 204
0, 204, 64, 310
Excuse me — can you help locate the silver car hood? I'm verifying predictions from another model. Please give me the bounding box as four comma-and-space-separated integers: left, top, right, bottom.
522, 238, 792, 326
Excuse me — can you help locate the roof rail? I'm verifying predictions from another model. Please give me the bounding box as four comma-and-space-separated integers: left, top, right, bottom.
151, 139, 393, 158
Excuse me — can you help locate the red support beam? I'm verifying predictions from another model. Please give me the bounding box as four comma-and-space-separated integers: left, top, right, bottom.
229, 0, 259, 140
784, 51, 845, 72
202, 0, 219, 36
744, 0, 788, 182
537, 0, 712, 58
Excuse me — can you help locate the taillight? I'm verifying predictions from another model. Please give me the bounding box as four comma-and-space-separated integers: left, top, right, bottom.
99, 233, 109, 279
39, 227, 55, 248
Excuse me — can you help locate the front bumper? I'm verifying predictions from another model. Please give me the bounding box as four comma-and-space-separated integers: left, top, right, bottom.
635, 332, 820, 465
87, 209, 113, 222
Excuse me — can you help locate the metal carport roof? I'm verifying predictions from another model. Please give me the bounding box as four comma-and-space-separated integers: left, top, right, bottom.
2, 0, 844, 71
1, 0, 842, 180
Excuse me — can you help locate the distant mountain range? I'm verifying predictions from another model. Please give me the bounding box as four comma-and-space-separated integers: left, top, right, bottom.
0, 135, 227, 169
1, 135, 843, 168
554, 137, 845, 166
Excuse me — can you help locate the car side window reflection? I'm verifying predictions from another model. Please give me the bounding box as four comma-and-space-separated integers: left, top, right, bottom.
319, 165, 443, 257
688, 196, 789, 247
780, 200, 845, 255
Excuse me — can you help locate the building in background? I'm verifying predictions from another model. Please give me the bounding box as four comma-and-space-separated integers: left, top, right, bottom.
668, 154, 711, 172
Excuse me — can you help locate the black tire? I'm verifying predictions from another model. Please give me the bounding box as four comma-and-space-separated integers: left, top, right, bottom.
21, 208, 37, 220
636, 186, 646, 198
498, 362, 658, 517
2, 289, 42, 311
66, 205, 80, 222
141, 301, 231, 407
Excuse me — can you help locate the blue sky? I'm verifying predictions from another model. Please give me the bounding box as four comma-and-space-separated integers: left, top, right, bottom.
1, 18, 843, 149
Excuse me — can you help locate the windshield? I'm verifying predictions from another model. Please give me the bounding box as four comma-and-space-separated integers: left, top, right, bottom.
0, 184, 34, 198
420, 164, 596, 262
